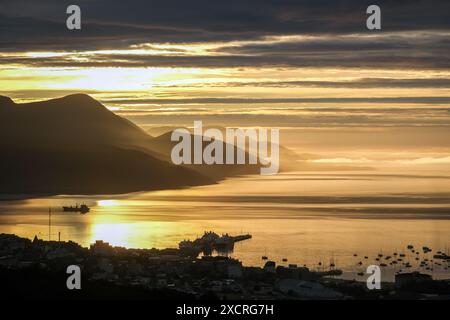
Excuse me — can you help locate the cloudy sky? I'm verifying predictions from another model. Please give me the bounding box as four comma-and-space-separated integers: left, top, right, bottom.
1, 0, 449, 159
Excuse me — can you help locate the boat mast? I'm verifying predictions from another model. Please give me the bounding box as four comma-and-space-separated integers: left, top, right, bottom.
48, 207, 51, 241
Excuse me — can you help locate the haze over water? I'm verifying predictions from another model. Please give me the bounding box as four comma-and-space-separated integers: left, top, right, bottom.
1, 164, 450, 282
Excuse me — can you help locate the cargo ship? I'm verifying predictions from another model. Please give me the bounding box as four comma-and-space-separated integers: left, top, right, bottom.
63, 204, 90, 214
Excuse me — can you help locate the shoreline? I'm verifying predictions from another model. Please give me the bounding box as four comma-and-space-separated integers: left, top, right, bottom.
1, 233, 450, 299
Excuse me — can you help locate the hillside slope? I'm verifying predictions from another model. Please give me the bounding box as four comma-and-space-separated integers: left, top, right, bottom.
0, 94, 213, 196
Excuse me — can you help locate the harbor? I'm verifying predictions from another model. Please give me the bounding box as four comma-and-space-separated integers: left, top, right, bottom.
1, 233, 450, 299
2, 197, 450, 283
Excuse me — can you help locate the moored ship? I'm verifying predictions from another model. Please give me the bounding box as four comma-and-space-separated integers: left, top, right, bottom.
178, 231, 252, 253
63, 204, 90, 214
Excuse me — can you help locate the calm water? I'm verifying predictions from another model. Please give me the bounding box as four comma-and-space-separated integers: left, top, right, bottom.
1, 170, 450, 282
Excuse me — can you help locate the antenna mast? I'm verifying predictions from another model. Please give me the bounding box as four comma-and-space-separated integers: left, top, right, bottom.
48, 207, 51, 241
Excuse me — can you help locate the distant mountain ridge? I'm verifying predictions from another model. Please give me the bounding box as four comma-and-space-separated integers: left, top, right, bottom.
147, 129, 300, 176
147, 130, 262, 178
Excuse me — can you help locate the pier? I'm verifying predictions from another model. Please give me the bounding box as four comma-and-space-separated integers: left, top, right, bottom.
179, 231, 252, 255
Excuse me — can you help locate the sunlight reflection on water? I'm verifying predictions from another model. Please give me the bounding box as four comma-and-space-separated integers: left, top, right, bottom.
1, 171, 450, 281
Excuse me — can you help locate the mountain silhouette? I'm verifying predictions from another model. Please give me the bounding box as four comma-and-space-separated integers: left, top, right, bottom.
0, 94, 213, 197
147, 129, 299, 178
148, 131, 263, 178
0, 94, 298, 198
0, 94, 152, 148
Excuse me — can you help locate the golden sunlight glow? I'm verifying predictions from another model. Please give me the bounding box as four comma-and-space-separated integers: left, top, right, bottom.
1, 33, 449, 115
97, 199, 120, 207
90, 223, 133, 246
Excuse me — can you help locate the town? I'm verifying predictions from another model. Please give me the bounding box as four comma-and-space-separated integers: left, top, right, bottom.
0, 233, 449, 299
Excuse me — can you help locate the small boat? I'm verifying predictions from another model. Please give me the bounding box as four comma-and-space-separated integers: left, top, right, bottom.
262, 247, 268, 260
63, 204, 90, 214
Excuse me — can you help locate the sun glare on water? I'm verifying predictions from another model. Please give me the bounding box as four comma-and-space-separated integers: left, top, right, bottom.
97, 199, 120, 207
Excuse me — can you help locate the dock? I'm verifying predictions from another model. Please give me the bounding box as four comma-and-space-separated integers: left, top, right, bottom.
179, 231, 252, 254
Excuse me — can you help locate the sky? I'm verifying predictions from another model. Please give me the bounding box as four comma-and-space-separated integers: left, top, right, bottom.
1, 0, 450, 164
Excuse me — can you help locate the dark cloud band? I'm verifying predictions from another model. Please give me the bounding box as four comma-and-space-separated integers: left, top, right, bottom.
0, 0, 449, 51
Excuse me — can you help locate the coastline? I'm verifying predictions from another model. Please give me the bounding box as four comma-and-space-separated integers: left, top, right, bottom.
1, 233, 449, 300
